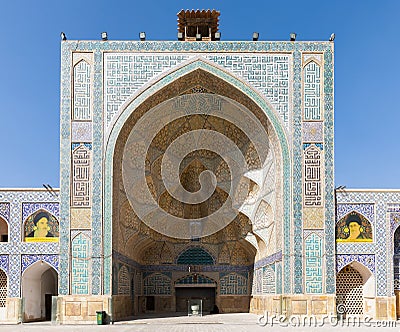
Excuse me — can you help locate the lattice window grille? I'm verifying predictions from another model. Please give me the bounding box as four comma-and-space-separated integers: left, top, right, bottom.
0, 269, 6, 307
336, 266, 363, 315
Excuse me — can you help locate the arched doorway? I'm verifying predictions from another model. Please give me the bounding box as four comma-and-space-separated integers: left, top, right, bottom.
175, 249, 216, 313
107, 63, 287, 319
175, 273, 217, 313
22, 261, 58, 322
336, 262, 374, 317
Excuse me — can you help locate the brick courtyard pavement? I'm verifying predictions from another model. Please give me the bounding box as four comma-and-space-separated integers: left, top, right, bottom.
0, 313, 399, 331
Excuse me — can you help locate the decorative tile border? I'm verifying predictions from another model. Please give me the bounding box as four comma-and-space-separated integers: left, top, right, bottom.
0, 255, 8, 274
60, 41, 72, 295
337, 203, 374, 223
336, 254, 375, 274
22, 202, 60, 221
293, 50, 303, 293
254, 251, 282, 269
0, 203, 10, 222
21, 254, 59, 273
303, 122, 323, 142
71, 122, 92, 141
91, 50, 103, 295
113, 250, 252, 273
64, 40, 332, 54
323, 48, 335, 294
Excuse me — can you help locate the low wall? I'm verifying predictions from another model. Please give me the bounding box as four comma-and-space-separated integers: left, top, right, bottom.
251, 295, 396, 321
251, 294, 336, 319
57, 295, 110, 324
217, 295, 250, 313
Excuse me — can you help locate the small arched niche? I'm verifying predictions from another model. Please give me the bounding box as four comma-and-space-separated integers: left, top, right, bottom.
0, 217, 8, 242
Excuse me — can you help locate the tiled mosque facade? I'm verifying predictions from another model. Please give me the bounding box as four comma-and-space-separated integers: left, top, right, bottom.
0, 10, 399, 324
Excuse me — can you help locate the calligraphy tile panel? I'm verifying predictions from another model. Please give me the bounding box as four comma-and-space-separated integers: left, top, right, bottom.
303, 61, 321, 120
73, 61, 91, 120
220, 272, 248, 295
305, 232, 323, 294
71, 233, 90, 294
303, 144, 323, 207
71, 144, 92, 207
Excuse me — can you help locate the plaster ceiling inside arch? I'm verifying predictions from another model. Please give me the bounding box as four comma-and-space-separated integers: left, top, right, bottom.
108, 66, 284, 267
144, 113, 262, 212
115, 70, 280, 240
146, 114, 259, 165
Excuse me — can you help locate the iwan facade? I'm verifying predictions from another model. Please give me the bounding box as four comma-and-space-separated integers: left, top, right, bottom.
0, 10, 398, 324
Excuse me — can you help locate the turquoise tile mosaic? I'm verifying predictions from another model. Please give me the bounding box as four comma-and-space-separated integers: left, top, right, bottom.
176, 247, 214, 265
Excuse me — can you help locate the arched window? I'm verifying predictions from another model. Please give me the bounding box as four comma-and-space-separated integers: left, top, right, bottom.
0, 218, 8, 242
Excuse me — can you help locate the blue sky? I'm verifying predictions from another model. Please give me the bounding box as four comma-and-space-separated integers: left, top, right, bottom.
0, 0, 398, 188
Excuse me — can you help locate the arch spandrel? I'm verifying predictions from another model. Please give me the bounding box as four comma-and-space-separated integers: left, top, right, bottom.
106, 57, 290, 144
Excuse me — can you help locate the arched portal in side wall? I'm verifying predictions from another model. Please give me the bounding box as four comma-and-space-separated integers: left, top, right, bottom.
105, 60, 290, 319
22, 261, 58, 322
336, 262, 374, 317
0, 269, 7, 320
393, 225, 400, 318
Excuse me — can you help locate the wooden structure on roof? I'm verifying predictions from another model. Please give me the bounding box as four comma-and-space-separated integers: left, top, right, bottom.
177, 9, 220, 41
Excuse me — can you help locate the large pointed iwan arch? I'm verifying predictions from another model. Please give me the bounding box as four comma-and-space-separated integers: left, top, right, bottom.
103, 58, 291, 295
